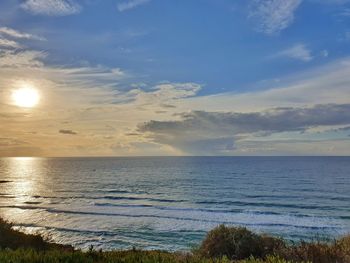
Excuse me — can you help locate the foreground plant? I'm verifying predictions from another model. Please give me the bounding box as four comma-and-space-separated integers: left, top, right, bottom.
1, 218, 350, 263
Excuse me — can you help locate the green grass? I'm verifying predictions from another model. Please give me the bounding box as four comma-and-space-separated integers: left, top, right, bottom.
1, 218, 349, 263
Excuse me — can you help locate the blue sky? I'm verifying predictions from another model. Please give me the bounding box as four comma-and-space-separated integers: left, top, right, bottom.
1, 0, 350, 156
3, 0, 350, 93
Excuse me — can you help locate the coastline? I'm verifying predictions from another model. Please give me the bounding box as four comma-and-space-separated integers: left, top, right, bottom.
1, 218, 350, 263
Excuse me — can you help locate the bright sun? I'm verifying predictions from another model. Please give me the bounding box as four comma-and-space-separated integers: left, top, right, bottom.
12, 85, 40, 108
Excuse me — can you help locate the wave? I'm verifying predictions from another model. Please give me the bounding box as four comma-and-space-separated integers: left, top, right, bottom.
2, 190, 348, 212
0, 205, 341, 231
94, 202, 281, 215
4, 193, 347, 212
195, 200, 348, 211
243, 193, 350, 202
101, 196, 186, 203
24, 201, 42, 205
0, 193, 187, 204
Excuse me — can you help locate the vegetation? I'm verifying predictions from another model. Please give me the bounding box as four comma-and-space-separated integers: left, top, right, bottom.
1, 218, 350, 263
0, 249, 293, 263
196, 225, 285, 260
0, 218, 73, 251
278, 237, 350, 263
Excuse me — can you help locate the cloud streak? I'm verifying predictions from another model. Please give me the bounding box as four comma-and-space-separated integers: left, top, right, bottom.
0, 27, 45, 41
0, 38, 21, 49
273, 43, 313, 62
21, 0, 81, 16
0, 50, 46, 68
117, 0, 151, 12
249, 0, 302, 35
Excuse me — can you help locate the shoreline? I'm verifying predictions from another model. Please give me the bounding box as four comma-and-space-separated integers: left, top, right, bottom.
1, 218, 350, 263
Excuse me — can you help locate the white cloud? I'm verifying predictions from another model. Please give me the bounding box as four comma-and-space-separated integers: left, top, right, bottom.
134, 83, 201, 102
175, 57, 350, 113
339, 8, 350, 16
274, 43, 313, 62
310, 0, 350, 4
135, 58, 350, 155
0, 38, 21, 49
249, 0, 302, 35
345, 31, 350, 41
117, 0, 151, 12
1, 25, 350, 156
21, 0, 81, 16
0, 27, 45, 41
321, 50, 329, 58
0, 50, 46, 67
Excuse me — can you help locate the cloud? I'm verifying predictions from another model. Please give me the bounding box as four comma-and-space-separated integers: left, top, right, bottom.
138, 104, 350, 154
310, 0, 350, 4
249, 0, 302, 35
274, 43, 313, 62
337, 8, 350, 16
117, 0, 151, 12
120, 82, 202, 106
0, 137, 28, 147
59, 129, 78, 135
0, 146, 44, 157
0, 38, 21, 49
21, 0, 81, 16
137, 82, 201, 100
0, 50, 46, 68
1, 25, 350, 156
321, 50, 329, 58
0, 27, 45, 41
140, 104, 350, 135
174, 57, 350, 114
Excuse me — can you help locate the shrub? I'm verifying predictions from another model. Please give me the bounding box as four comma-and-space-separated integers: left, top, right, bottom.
0, 218, 72, 251
197, 225, 285, 260
339, 235, 350, 258
279, 237, 350, 263
1, 217, 350, 263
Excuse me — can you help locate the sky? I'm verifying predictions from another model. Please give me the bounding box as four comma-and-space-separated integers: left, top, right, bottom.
0, 0, 350, 156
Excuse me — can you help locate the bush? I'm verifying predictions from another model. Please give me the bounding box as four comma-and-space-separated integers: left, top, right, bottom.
197, 225, 350, 262
197, 225, 285, 260
1, 217, 350, 263
0, 218, 73, 251
279, 237, 350, 263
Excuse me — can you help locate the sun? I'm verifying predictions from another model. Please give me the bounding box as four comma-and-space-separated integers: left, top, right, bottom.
12, 85, 40, 108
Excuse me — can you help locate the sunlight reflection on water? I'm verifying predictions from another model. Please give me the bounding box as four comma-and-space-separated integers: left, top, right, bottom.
1, 157, 350, 251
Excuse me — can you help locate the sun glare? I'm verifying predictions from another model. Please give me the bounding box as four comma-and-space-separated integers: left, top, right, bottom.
12, 85, 40, 108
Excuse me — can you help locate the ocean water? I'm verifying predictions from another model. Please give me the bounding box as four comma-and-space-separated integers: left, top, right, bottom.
0, 157, 350, 251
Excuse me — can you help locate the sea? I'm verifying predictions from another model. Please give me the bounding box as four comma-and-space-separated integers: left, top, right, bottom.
0, 157, 349, 251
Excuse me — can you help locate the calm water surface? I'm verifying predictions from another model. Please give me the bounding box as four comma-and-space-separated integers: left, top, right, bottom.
0, 157, 349, 251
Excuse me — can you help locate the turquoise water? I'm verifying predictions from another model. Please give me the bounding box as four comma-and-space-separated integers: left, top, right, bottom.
0, 157, 350, 251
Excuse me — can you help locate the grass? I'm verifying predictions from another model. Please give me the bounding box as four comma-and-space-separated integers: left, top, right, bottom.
1, 218, 349, 263
0, 249, 294, 263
